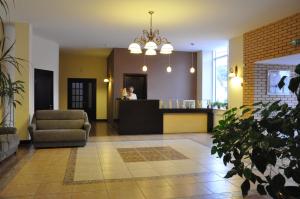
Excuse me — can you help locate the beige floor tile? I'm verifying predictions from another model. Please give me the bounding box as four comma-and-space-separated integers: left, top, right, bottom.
103, 170, 131, 179
107, 187, 145, 199
169, 182, 212, 197
71, 183, 106, 192
140, 185, 176, 199
0, 184, 40, 197
194, 172, 226, 183
35, 183, 74, 195
130, 168, 160, 177
166, 175, 198, 185
71, 190, 109, 199
34, 193, 71, 199
105, 181, 138, 190
136, 178, 170, 188
203, 181, 241, 194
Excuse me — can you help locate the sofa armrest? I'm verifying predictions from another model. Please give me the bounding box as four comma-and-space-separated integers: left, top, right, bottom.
28, 115, 37, 140
83, 122, 91, 139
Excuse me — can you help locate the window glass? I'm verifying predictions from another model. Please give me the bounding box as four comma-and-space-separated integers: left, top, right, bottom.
213, 48, 228, 103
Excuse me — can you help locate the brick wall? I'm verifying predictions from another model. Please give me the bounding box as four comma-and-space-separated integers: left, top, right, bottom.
254, 64, 298, 107
244, 13, 300, 105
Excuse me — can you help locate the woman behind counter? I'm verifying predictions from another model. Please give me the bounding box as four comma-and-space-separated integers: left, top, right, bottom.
121, 86, 137, 100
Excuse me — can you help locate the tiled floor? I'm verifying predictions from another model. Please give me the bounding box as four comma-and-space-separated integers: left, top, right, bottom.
0, 132, 268, 199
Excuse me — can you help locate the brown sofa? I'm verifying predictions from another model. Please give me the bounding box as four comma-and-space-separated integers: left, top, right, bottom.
28, 110, 91, 148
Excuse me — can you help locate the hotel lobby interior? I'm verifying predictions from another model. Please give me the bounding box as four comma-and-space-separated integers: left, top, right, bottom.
0, 0, 300, 199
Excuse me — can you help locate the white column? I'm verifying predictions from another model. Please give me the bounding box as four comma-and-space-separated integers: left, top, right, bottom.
228, 36, 243, 109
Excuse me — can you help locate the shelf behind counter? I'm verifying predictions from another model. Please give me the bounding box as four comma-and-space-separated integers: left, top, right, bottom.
117, 100, 214, 135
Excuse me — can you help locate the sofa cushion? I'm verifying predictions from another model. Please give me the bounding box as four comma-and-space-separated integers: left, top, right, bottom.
36, 119, 84, 130
36, 110, 85, 120
34, 129, 86, 142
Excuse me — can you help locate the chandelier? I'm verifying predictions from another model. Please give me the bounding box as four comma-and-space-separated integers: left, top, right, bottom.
128, 11, 174, 55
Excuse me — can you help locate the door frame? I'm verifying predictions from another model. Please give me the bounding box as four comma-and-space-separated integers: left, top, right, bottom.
34, 68, 54, 111
123, 73, 148, 99
67, 78, 97, 121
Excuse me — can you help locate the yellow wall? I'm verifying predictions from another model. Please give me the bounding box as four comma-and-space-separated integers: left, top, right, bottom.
59, 53, 107, 119
15, 23, 30, 140
228, 35, 243, 109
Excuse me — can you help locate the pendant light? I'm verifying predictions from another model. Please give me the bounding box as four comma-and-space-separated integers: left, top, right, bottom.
142, 54, 148, 72
190, 52, 196, 74
166, 54, 172, 73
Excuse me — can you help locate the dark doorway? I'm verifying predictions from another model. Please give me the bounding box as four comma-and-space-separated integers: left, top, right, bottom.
34, 69, 54, 111
123, 74, 147, 99
68, 78, 96, 121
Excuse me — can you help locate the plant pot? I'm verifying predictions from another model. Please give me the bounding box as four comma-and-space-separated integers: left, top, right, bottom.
0, 127, 17, 135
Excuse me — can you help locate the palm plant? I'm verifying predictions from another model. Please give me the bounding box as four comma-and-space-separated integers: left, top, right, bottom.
0, 0, 25, 126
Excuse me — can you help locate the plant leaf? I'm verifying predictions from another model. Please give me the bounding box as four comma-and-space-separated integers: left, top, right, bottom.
257, 184, 267, 195
288, 77, 300, 93
241, 179, 250, 197
295, 64, 300, 74
278, 76, 287, 89
224, 169, 237, 178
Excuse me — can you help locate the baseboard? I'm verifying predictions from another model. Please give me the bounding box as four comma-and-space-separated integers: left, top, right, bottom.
95, 119, 108, 122
20, 140, 32, 145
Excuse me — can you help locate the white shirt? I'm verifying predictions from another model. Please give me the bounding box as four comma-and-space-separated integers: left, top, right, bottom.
127, 93, 137, 100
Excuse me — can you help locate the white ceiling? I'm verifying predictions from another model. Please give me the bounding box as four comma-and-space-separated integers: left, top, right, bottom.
256, 54, 300, 65
7, 0, 300, 51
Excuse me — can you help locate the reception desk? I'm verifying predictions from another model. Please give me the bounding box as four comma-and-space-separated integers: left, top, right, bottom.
118, 100, 214, 135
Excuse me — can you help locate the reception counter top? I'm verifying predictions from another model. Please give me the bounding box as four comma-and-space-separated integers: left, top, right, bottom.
118, 100, 214, 135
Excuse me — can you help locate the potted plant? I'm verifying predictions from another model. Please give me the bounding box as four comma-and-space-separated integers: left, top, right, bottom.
0, 1, 24, 129
212, 101, 228, 109
211, 64, 300, 198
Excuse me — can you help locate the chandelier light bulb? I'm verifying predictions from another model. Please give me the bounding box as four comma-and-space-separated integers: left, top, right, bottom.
160, 43, 174, 54
144, 41, 158, 50
130, 49, 142, 54
129, 42, 142, 54
145, 49, 157, 56
142, 65, 148, 72
190, 67, 196, 74
166, 66, 172, 73
128, 42, 141, 50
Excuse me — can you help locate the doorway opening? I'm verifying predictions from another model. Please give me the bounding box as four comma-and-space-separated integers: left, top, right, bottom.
67, 78, 96, 121
34, 69, 54, 111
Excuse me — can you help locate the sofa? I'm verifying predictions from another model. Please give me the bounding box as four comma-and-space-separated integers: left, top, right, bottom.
28, 110, 91, 148
0, 127, 20, 162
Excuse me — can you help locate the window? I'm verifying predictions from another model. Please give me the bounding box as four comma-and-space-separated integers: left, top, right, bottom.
213, 48, 228, 103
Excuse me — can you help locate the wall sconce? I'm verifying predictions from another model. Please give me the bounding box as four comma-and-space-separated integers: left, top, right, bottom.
229, 65, 238, 78
103, 78, 109, 83
229, 65, 243, 86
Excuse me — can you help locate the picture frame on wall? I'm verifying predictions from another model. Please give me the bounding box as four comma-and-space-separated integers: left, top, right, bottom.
267, 70, 290, 95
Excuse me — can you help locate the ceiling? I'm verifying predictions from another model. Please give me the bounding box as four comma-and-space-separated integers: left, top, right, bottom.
7, 0, 300, 51
256, 54, 300, 65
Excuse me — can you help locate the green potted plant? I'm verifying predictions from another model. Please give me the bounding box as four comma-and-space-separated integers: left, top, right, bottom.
211, 64, 300, 198
212, 101, 228, 109
0, 1, 24, 128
